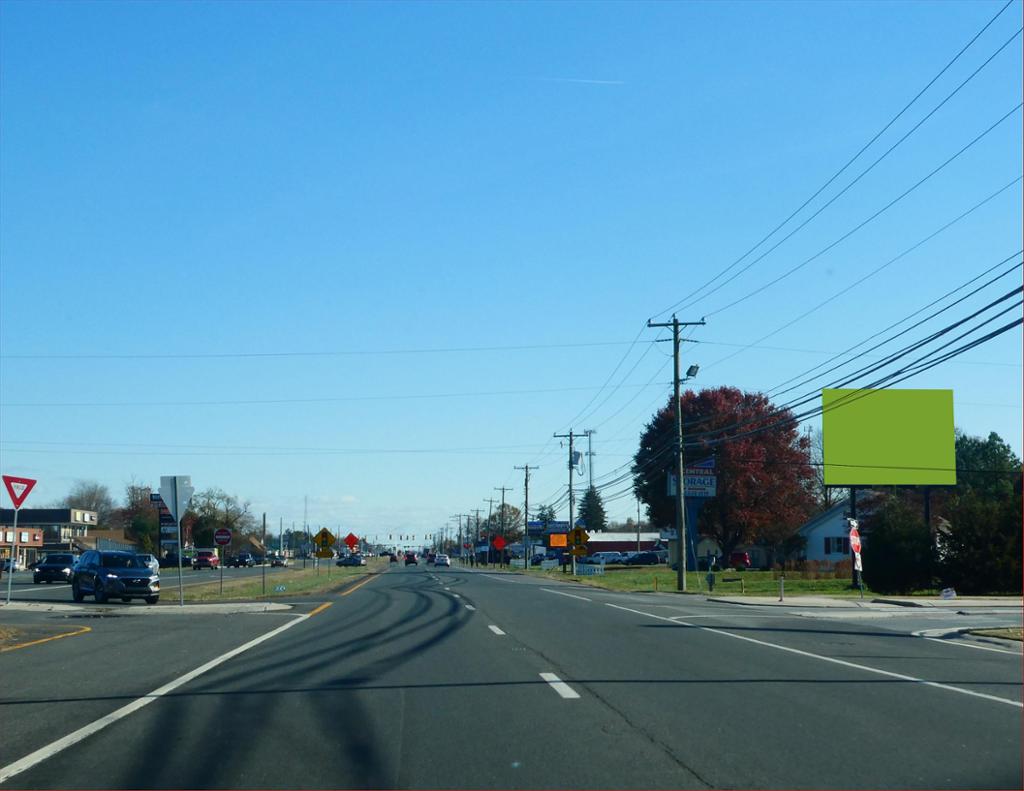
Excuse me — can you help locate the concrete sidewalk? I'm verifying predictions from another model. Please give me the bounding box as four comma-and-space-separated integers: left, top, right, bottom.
707, 594, 1023, 610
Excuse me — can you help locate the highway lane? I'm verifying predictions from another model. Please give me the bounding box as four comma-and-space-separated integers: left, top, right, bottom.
457, 568, 1022, 788
1, 564, 1020, 789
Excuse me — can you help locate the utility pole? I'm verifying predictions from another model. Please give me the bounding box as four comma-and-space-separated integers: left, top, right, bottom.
514, 465, 537, 567
483, 498, 497, 565
302, 495, 308, 570
495, 486, 513, 568
583, 429, 596, 490
472, 508, 483, 566
646, 314, 705, 592
553, 429, 582, 576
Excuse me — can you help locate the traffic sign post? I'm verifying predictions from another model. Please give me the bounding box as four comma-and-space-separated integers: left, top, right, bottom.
344, 532, 359, 552
214, 527, 231, 596
848, 518, 864, 597
3, 475, 37, 604
568, 527, 590, 576
160, 476, 195, 607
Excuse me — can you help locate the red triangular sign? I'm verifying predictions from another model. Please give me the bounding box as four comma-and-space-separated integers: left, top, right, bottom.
2, 475, 37, 509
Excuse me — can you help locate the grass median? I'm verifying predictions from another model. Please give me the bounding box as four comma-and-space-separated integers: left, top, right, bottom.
517, 565, 874, 596
180, 559, 387, 602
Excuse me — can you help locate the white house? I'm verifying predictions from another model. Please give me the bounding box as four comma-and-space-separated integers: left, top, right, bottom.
796, 500, 863, 567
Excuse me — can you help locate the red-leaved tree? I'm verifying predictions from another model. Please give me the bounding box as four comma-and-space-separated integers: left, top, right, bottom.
633, 386, 815, 562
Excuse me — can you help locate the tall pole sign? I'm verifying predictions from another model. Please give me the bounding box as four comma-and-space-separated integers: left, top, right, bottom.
160, 475, 194, 607
3, 475, 37, 605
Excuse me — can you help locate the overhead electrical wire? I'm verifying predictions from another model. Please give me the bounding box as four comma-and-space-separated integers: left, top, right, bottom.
704, 101, 1023, 317
652, 0, 1019, 318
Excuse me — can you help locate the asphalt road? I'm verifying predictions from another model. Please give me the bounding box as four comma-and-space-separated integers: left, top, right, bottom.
1, 565, 1020, 789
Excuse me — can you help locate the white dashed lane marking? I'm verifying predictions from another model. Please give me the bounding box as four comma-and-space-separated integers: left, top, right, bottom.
540, 673, 580, 699
488, 625, 506, 635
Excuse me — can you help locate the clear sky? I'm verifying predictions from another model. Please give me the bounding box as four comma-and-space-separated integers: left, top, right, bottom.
1, 0, 1021, 544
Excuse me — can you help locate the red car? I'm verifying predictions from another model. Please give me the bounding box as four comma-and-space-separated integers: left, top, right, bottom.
193, 549, 220, 570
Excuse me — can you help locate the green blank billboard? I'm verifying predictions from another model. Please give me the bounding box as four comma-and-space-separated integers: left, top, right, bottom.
822, 388, 956, 486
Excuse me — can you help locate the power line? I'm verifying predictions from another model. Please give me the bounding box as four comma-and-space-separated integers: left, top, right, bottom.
0, 338, 658, 361
704, 102, 1023, 317
652, 0, 1019, 318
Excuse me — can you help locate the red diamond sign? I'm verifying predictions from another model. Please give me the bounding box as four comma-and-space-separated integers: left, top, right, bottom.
492, 536, 506, 551
344, 532, 359, 550
2, 475, 36, 509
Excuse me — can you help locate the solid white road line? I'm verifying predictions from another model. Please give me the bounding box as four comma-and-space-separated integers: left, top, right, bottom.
539, 672, 580, 699
482, 574, 518, 583
911, 628, 1021, 656
0, 613, 311, 785
921, 637, 1019, 655
605, 603, 1023, 709
488, 625, 506, 635
540, 588, 591, 602
464, 604, 476, 611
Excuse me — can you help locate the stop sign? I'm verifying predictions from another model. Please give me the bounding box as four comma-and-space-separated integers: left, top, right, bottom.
214, 527, 231, 546
492, 536, 507, 551
849, 526, 861, 554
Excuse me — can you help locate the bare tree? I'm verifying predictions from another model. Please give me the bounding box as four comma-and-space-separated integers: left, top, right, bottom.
61, 480, 116, 526
809, 428, 846, 512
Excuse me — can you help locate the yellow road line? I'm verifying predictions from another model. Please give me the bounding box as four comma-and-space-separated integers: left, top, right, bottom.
340, 573, 379, 597
0, 625, 92, 653
308, 602, 333, 618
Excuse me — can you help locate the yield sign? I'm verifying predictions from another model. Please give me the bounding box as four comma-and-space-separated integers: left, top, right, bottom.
2, 475, 36, 509
344, 532, 359, 550
492, 536, 507, 551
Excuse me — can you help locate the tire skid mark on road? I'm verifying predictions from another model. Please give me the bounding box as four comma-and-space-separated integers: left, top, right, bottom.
605, 603, 1023, 709
0, 612, 311, 786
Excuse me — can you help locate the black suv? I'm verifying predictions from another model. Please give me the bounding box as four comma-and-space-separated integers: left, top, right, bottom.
404, 553, 418, 566
72, 550, 160, 604
33, 553, 78, 584
226, 553, 256, 567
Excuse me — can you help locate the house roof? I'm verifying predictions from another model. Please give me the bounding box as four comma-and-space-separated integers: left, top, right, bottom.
797, 501, 850, 537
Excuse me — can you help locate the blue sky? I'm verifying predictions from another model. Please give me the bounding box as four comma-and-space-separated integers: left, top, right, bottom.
1, 0, 1021, 544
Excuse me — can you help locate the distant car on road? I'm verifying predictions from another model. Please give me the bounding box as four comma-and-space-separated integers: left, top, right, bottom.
33, 553, 78, 584
226, 553, 256, 568
193, 549, 220, 570
2, 558, 26, 572
270, 555, 289, 567
389, 553, 399, 563
136, 553, 160, 574
71, 550, 160, 604
434, 554, 451, 567
404, 552, 418, 566
336, 555, 365, 567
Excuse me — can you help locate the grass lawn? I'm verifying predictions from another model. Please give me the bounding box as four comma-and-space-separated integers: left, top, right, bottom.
518, 565, 874, 596
181, 559, 386, 601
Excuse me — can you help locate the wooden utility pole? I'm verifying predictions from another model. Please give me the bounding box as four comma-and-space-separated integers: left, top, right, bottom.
646, 315, 705, 591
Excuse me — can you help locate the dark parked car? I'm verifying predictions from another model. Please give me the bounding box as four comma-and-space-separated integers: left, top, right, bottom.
625, 551, 661, 566
72, 550, 160, 604
33, 553, 78, 584
337, 555, 365, 567
226, 553, 256, 567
